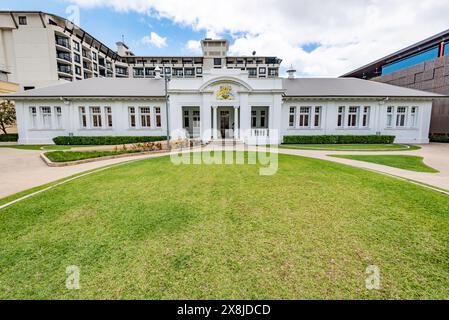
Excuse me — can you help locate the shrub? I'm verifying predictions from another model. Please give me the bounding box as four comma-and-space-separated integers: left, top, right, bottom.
53, 136, 167, 146
429, 134, 449, 143
0, 133, 18, 142
282, 135, 395, 145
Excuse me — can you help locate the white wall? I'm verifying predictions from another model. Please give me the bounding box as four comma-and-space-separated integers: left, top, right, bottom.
281, 99, 432, 144
17, 99, 167, 145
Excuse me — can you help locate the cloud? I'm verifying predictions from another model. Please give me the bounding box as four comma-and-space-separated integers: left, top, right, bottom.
185, 40, 201, 53
141, 32, 167, 48
69, 0, 449, 76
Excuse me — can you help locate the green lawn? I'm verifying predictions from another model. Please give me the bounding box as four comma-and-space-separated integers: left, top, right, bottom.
45, 150, 141, 163
330, 155, 439, 173
280, 144, 420, 151
0, 153, 448, 299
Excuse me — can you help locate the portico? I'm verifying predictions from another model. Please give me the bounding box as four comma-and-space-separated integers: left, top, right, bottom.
168, 68, 283, 144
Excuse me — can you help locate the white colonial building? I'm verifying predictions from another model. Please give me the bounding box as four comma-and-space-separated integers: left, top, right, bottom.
3, 67, 442, 145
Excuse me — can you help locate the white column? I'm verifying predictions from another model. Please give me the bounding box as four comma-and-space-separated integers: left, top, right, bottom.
239, 93, 250, 142
212, 105, 218, 140
234, 106, 240, 140
201, 94, 212, 142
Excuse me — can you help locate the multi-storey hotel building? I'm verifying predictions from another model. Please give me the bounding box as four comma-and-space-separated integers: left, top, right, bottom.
0, 11, 281, 91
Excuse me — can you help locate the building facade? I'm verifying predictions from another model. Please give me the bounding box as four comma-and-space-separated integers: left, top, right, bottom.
4, 70, 439, 145
342, 29, 449, 136
0, 11, 281, 91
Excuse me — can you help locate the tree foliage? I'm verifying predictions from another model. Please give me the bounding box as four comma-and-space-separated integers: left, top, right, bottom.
0, 100, 16, 135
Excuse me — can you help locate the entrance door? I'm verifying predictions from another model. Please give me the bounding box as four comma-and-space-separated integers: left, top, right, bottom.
183, 107, 200, 138
220, 110, 231, 138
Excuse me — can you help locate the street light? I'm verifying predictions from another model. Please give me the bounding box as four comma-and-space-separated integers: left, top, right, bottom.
155, 66, 171, 151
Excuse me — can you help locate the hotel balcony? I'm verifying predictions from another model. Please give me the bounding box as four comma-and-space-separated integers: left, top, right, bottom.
55, 37, 71, 51
57, 64, 72, 75
116, 68, 129, 77
56, 51, 72, 63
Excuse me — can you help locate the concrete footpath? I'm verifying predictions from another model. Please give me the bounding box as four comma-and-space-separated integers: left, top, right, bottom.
0, 143, 448, 199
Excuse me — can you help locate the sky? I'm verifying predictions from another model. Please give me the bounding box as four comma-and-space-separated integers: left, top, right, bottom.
2, 0, 449, 77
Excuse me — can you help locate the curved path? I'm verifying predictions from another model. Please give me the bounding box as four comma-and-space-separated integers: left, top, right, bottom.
0, 143, 448, 199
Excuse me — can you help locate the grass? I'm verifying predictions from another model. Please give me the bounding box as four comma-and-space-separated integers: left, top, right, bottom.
330, 155, 439, 173
0, 153, 448, 299
44, 150, 141, 163
280, 144, 420, 151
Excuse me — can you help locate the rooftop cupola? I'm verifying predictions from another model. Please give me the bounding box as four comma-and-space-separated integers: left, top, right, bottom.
287, 65, 296, 79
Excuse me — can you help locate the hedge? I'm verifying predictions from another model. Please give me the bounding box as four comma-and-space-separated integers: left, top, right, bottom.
53, 136, 167, 146
429, 134, 449, 143
0, 134, 18, 142
282, 135, 395, 145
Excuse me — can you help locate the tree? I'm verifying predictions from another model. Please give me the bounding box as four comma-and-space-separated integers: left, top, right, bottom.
0, 100, 16, 135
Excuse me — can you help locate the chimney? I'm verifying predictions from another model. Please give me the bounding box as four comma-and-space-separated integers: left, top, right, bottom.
287, 65, 296, 79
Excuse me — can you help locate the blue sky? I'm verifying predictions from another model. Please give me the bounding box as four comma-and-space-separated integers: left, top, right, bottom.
0, 0, 217, 56
2, 0, 449, 76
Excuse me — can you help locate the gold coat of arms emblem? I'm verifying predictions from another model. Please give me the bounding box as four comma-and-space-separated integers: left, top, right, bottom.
216, 85, 234, 100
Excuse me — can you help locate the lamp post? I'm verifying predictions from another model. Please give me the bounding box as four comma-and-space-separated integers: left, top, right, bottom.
155, 66, 171, 151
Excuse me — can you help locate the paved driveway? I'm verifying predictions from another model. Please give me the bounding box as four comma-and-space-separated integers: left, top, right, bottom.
1, 143, 448, 199
0, 148, 169, 198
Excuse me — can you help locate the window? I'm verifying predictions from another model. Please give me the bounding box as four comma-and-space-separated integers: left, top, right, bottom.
289, 107, 296, 127
30, 107, 37, 128
196, 67, 202, 75
129, 107, 136, 128
184, 110, 190, 128
248, 68, 257, 77
155, 107, 161, 128
75, 66, 81, 75
299, 107, 310, 127
105, 107, 112, 128
185, 68, 195, 77
140, 107, 151, 127
92, 52, 97, 60
268, 68, 278, 77
173, 68, 183, 77
73, 41, 80, 52
74, 53, 81, 64
347, 107, 359, 127
55, 106, 62, 129
80, 107, 87, 128
251, 110, 257, 127
362, 107, 370, 127
18, 16, 27, 25
396, 107, 407, 127
337, 106, 345, 127
90, 107, 102, 128
134, 68, 144, 77
164, 67, 171, 75
386, 106, 394, 127
314, 107, 322, 127
260, 110, 266, 128
93, 63, 98, 72
259, 67, 266, 74
410, 107, 418, 127
214, 58, 222, 66
41, 107, 52, 129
